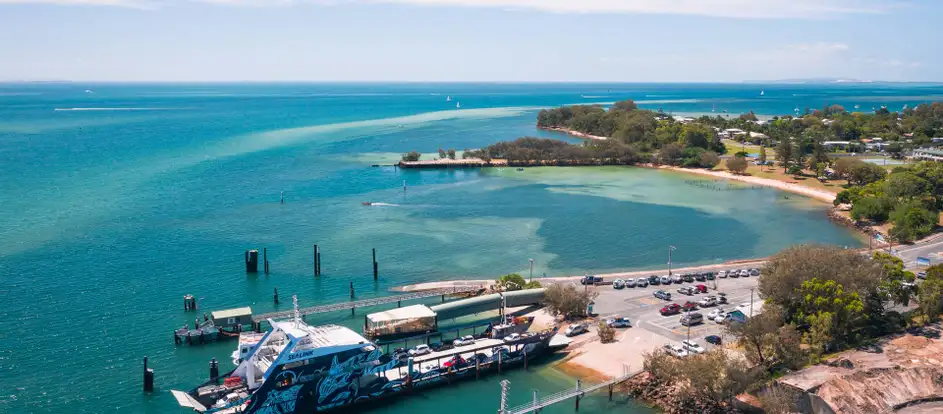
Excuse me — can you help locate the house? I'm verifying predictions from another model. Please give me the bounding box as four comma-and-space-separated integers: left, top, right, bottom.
932, 137, 943, 143
749, 131, 769, 140
912, 148, 943, 162
823, 141, 851, 150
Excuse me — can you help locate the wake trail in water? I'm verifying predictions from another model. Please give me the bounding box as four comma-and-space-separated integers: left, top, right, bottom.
54, 107, 184, 111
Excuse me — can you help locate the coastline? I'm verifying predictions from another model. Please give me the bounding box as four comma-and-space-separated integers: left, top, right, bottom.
539, 126, 608, 141
650, 165, 838, 203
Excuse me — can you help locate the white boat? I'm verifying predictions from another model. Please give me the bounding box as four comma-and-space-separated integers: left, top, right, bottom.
446, 95, 451, 102
456, 102, 461, 109
760, 90, 765, 96
231, 331, 266, 365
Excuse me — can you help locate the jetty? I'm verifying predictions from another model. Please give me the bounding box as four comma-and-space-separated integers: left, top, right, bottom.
500, 366, 639, 414
250, 285, 483, 323
398, 158, 507, 169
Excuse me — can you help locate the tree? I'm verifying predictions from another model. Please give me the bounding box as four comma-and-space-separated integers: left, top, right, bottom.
643, 349, 756, 411
850, 196, 893, 222
658, 143, 683, 165
543, 284, 598, 319
495, 273, 528, 291
438, 148, 447, 159
847, 162, 887, 186
883, 171, 930, 200
918, 265, 943, 321
597, 321, 616, 343
679, 123, 714, 149
610, 100, 638, 112
787, 165, 803, 176
759, 245, 882, 323
758, 146, 768, 166
447, 148, 457, 160
726, 156, 748, 174
804, 311, 834, 359
873, 252, 916, 307
795, 278, 865, 345
401, 151, 422, 162
889, 202, 938, 242
461, 148, 472, 159
776, 137, 793, 173
698, 151, 721, 169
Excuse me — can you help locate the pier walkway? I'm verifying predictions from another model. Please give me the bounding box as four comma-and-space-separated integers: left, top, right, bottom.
502, 368, 640, 414
251, 286, 482, 323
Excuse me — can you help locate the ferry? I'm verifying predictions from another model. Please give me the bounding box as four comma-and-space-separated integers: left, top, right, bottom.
172, 306, 560, 413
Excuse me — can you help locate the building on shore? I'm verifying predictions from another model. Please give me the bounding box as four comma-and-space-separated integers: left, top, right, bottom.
911, 148, 943, 162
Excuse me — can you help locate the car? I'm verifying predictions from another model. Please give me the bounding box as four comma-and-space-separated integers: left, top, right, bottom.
716, 293, 728, 304
681, 274, 693, 283
654, 290, 672, 300
663, 343, 689, 358
680, 312, 704, 326
443, 355, 466, 368
682, 301, 699, 311
613, 279, 625, 289
729, 269, 740, 278
705, 272, 715, 280
660, 303, 682, 315
749, 268, 761, 277
705, 335, 722, 345
706, 307, 726, 320
607, 317, 631, 328
681, 339, 705, 354
564, 323, 589, 337
698, 296, 718, 307
678, 286, 695, 295
503, 333, 521, 342
918, 272, 927, 280
717, 270, 728, 278
661, 275, 672, 285
739, 269, 750, 277
453, 335, 476, 347
694, 273, 706, 282
713, 313, 728, 323
581, 275, 603, 285
408, 344, 432, 356
695, 284, 708, 294
626, 278, 636, 288
902, 282, 917, 290
636, 278, 649, 287
648, 275, 661, 285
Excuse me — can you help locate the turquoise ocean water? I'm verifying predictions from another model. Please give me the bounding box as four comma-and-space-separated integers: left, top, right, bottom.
2, 82, 941, 413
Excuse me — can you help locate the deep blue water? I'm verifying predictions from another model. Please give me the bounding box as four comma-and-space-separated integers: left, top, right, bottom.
1, 82, 939, 413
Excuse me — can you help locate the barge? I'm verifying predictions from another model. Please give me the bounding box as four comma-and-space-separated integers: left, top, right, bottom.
172, 313, 562, 413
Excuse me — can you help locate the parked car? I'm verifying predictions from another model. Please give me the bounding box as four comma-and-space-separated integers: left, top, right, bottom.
678, 286, 695, 295
607, 317, 631, 328
636, 278, 649, 287
626, 278, 637, 288
664, 343, 689, 358
660, 275, 672, 285
729, 269, 740, 278
705, 272, 715, 280
739, 269, 750, 277
717, 270, 728, 278
749, 268, 761, 277
648, 275, 661, 285
409, 344, 432, 356
717, 293, 728, 304
695, 284, 708, 294
918, 272, 927, 280
453, 335, 476, 347
503, 333, 521, 342
706, 308, 726, 320
443, 355, 466, 368
680, 312, 704, 326
581, 275, 603, 285
698, 296, 718, 307
682, 301, 698, 311
564, 323, 589, 337
654, 290, 672, 300
705, 335, 722, 345
660, 303, 682, 315
694, 273, 706, 282
682, 274, 694, 283
672, 274, 683, 283
613, 279, 625, 289
681, 339, 705, 354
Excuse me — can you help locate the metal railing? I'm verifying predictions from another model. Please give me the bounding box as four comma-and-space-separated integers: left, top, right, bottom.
503, 368, 639, 414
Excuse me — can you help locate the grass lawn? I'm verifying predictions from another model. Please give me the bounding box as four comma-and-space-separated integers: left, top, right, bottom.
714, 162, 848, 195
722, 139, 776, 157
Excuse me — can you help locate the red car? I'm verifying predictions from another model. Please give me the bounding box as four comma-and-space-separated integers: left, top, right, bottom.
443, 355, 466, 368
660, 303, 682, 315
695, 284, 708, 294
682, 301, 699, 311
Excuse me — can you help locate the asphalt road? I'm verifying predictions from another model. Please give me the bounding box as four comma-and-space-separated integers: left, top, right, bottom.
895, 236, 943, 268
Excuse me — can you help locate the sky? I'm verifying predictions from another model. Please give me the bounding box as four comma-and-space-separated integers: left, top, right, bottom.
0, 0, 938, 82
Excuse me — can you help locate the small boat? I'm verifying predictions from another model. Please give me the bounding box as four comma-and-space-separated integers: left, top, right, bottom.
446, 95, 451, 102
362, 202, 373, 206
456, 102, 461, 109
516, 168, 524, 171
760, 90, 765, 96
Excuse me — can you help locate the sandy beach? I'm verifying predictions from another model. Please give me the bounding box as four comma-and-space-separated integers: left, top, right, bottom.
540, 126, 609, 141
656, 165, 838, 203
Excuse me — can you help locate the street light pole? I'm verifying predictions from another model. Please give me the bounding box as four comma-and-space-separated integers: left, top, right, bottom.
668, 245, 676, 276
749, 288, 755, 318
529, 259, 534, 282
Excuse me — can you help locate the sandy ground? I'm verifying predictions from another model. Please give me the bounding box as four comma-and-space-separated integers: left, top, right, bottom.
657, 165, 837, 203
540, 127, 609, 141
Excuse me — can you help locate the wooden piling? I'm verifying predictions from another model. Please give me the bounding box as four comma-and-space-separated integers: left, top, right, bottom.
523, 348, 528, 370
245, 250, 259, 273
498, 350, 502, 374
210, 357, 219, 383
274, 287, 279, 304
263, 248, 269, 274
475, 358, 480, 380
372, 248, 378, 280
143, 357, 154, 392
350, 281, 355, 299
313, 244, 321, 276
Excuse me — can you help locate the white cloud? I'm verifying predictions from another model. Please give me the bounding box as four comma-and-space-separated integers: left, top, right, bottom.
0, 0, 892, 18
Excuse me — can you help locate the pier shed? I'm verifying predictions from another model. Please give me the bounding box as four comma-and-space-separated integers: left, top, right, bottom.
211, 307, 253, 329
364, 304, 437, 338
